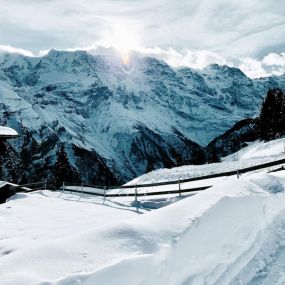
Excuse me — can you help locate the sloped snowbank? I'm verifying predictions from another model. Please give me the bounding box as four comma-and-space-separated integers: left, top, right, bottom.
1, 171, 285, 284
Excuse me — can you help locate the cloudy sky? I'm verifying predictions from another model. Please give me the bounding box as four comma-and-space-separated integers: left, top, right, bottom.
0, 0, 285, 78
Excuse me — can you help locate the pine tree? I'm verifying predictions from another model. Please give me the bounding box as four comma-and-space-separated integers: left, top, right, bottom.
54, 145, 79, 187
258, 88, 285, 140
208, 148, 220, 163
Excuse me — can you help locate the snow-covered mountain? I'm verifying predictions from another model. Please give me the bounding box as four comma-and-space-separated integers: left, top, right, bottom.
0, 49, 284, 184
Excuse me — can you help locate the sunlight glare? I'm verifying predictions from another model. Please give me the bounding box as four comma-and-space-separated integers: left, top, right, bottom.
99, 22, 141, 64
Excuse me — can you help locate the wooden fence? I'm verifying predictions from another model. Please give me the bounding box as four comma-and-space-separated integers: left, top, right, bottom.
12, 158, 285, 199
61, 158, 285, 199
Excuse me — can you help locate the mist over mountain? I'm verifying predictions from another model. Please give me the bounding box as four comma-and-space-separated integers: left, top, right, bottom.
0, 50, 284, 184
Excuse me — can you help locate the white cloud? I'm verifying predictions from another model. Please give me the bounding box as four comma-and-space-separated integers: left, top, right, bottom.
38, 49, 51, 57
0, 0, 284, 60
138, 47, 227, 69
149, 49, 285, 79
239, 58, 268, 78
239, 54, 285, 78
0, 45, 34, 57
263, 53, 285, 67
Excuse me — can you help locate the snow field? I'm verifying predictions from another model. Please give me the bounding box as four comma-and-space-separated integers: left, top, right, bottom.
45, 171, 285, 285
1, 170, 285, 284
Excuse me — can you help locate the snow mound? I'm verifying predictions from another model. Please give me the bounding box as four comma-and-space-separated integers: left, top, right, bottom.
250, 173, 285, 194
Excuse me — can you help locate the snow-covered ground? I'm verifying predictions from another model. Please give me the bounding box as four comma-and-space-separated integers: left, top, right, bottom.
1, 138, 285, 285
223, 137, 285, 162
0, 126, 18, 138
1, 170, 285, 285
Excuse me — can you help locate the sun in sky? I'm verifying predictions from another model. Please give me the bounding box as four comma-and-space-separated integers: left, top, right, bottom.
98, 21, 141, 64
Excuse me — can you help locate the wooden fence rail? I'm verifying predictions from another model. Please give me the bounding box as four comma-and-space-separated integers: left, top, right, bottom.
110, 158, 285, 189
13, 158, 285, 199
60, 158, 285, 199
62, 158, 285, 192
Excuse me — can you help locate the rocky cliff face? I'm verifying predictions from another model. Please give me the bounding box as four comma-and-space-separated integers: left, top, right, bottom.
0, 50, 284, 184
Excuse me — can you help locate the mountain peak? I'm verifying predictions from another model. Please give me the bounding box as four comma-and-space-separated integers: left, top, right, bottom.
44, 49, 90, 62
202, 63, 248, 80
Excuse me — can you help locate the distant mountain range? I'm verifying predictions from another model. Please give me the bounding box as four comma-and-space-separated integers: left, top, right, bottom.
0, 50, 284, 184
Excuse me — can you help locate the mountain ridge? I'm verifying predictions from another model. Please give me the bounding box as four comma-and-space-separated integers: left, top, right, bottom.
0, 50, 284, 184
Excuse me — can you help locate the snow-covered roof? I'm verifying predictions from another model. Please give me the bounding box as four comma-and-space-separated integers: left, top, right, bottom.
0, 126, 18, 138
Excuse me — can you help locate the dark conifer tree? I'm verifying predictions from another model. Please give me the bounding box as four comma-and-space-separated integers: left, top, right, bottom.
258, 88, 285, 140
54, 145, 79, 187
208, 148, 220, 163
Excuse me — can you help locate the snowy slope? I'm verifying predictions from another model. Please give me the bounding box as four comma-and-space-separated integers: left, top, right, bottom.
223, 137, 285, 162
1, 170, 285, 285
126, 137, 285, 186
0, 50, 284, 183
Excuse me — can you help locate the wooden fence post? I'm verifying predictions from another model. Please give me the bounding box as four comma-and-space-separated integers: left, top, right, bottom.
135, 184, 138, 203
237, 169, 240, 179
62, 182, 65, 192
44, 180, 47, 190
179, 179, 181, 197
